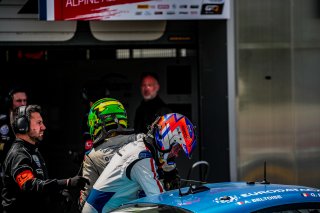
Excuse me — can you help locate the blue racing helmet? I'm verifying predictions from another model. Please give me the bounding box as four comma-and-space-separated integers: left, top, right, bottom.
154, 113, 196, 160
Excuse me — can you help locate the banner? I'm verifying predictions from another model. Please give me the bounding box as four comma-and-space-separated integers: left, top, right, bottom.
39, 0, 230, 21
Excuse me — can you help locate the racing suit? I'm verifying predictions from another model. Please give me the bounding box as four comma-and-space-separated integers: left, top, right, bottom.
82, 136, 164, 213
79, 133, 143, 209
1, 139, 71, 213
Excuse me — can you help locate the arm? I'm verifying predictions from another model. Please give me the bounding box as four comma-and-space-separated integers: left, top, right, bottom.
11, 151, 88, 194
79, 153, 99, 208
11, 154, 65, 193
130, 158, 164, 196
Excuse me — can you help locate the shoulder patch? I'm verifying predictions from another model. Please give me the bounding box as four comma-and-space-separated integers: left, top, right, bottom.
138, 150, 152, 159
126, 151, 152, 180
16, 170, 34, 189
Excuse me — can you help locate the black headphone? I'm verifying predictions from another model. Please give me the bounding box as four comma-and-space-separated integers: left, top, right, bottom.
13, 105, 29, 134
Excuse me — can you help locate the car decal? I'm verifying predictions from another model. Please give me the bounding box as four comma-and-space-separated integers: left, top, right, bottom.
241, 188, 320, 198
301, 192, 320, 198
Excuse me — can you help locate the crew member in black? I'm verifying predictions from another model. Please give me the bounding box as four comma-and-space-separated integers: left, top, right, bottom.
134, 72, 171, 134
1, 105, 89, 213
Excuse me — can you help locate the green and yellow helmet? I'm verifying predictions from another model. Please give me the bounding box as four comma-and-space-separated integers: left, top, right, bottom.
87, 98, 128, 139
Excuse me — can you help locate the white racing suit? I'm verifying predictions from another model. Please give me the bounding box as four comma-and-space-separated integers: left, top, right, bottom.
82, 137, 164, 213
80, 134, 143, 209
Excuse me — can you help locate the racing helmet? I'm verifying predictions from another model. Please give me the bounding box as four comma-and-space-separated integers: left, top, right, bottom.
154, 113, 196, 161
88, 98, 128, 139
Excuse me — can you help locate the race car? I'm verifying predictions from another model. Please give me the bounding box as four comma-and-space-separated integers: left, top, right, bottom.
111, 161, 320, 212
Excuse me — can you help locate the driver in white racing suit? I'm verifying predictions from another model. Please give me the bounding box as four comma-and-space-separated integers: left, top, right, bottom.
79, 98, 141, 209
82, 113, 197, 213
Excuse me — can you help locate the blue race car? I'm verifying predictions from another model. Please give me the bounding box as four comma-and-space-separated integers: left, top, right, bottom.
111, 161, 320, 212
111, 181, 320, 212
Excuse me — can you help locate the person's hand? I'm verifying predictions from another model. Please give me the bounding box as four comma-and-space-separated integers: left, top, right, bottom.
163, 168, 180, 190
67, 176, 90, 190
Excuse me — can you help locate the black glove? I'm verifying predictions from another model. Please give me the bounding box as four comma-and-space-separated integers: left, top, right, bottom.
67, 176, 90, 190
163, 168, 180, 190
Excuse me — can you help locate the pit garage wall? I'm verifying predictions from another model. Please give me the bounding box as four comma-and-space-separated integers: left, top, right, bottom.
198, 20, 230, 182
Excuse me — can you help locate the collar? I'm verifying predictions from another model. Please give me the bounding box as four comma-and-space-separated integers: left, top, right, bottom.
15, 138, 38, 150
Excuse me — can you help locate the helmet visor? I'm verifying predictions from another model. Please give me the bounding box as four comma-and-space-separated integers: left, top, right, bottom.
167, 142, 182, 160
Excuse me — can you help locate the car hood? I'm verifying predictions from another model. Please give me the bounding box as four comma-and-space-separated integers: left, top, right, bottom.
126, 182, 320, 212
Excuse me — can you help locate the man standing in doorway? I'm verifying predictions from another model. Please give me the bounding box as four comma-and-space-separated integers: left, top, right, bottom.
134, 72, 171, 134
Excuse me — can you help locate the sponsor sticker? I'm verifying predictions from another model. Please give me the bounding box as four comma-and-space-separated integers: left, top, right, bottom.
201, 4, 224, 15
158, 4, 170, 9
35, 168, 44, 176
179, 5, 188, 9
85, 139, 93, 150
0, 124, 9, 135
302, 192, 320, 198
139, 150, 152, 159
137, 4, 149, 9
32, 155, 41, 168
215, 195, 238, 203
